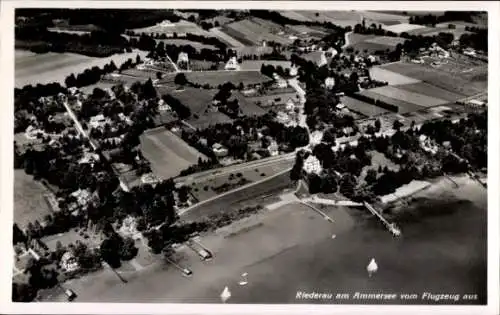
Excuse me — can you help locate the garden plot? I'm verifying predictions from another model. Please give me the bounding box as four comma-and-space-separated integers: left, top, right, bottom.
367, 85, 449, 108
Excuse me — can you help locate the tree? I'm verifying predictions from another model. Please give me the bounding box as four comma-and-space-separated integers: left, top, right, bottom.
156, 71, 163, 80
365, 169, 378, 185
12, 282, 37, 302
174, 73, 188, 86
374, 119, 381, 132
339, 174, 357, 198
65, 73, 77, 87
322, 128, 336, 145
393, 119, 403, 131
100, 235, 123, 268
120, 237, 138, 261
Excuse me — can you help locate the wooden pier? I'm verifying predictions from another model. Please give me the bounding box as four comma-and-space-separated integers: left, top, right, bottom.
363, 202, 401, 237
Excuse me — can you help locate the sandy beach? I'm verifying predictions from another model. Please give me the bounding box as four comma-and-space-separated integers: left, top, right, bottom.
46, 173, 486, 304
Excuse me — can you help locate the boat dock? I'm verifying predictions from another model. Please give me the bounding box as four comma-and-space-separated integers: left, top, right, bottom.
363, 202, 401, 237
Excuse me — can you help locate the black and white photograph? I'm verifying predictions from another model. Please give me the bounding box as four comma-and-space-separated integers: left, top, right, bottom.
1, 1, 499, 314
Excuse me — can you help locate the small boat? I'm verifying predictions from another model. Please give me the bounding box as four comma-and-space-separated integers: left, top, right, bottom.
367, 258, 378, 277
220, 286, 231, 303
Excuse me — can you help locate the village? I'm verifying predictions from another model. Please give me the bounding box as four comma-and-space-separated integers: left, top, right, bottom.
12, 8, 488, 305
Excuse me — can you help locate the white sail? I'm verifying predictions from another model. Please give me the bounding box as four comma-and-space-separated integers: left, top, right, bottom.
367, 258, 378, 277
220, 286, 231, 303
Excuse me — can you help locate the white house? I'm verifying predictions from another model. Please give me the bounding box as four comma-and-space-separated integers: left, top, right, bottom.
268, 140, 279, 156
212, 143, 229, 157
303, 155, 322, 175
89, 114, 109, 129
60, 251, 79, 273
289, 65, 298, 77
225, 56, 240, 71
325, 77, 335, 89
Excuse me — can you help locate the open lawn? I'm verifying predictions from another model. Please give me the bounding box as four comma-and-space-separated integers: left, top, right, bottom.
234, 46, 274, 57
367, 85, 449, 108
382, 62, 487, 96
140, 128, 207, 180
181, 169, 293, 223
341, 96, 389, 117
185, 112, 234, 130
188, 159, 294, 202
14, 170, 54, 230
369, 66, 421, 85
165, 87, 216, 115
240, 60, 291, 71
232, 92, 267, 116
185, 71, 271, 87
395, 82, 463, 102
15, 49, 148, 88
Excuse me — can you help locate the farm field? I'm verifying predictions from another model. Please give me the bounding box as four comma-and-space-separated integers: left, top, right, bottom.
395, 82, 463, 102
14, 170, 54, 230
222, 18, 294, 46
185, 71, 271, 87
347, 33, 376, 45
280, 10, 363, 27
382, 62, 487, 96
285, 24, 329, 37
360, 11, 410, 24
382, 23, 428, 34
139, 128, 207, 180
100, 73, 149, 86
356, 89, 425, 114
341, 96, 390, 117
363, 36, 406, 47
421, 28, 472, 39
240, 60, 292, 71
209, 27, 246, 48
15, 49, 148, 88
132, 20, 211, 37
369, 66, 421, 85
367, 85, 449, 108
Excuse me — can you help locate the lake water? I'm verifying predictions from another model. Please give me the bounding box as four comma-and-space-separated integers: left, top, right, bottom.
224, 197, 487, 305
